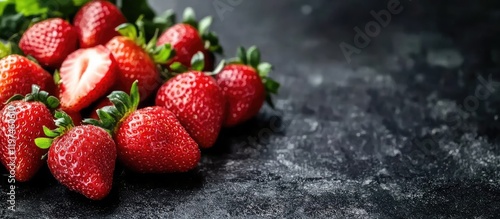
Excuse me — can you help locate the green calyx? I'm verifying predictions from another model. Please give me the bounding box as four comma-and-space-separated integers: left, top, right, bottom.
230, 46, 280, 108
6, 84, 59, 110
182, 7, 223, 54
166, 51, 226, 77
35, 110, 75, 150
83, 81, 140, 135
169, 51, 205, 73
116, 16, 176, 64
0, 39, 23, 59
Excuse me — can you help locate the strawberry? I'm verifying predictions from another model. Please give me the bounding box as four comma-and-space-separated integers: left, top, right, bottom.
105, 19, 175, 101
0, 86, 59, 182
0, 54, 55, 108
156, 53, 225, 148
58, 45, 117, 112
157, 7, 223, 70
74, 0, 127, 48
216, 46, 280, 127
85, 82, 200, 173
36, 111, 116, 200
19, 18, 78, 68
65, 110, 82, 126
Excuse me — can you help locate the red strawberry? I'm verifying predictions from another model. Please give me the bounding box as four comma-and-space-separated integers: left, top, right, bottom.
86, 82, 200, 173
216, 46, 280, 127
157, 7, 223, 70
19, 18, 78, 68
58, 45, 117, 112
65, 110, 82, 126
156, 57, 225, 148
158, 23, 204, 67
0, 54, 55, 108
74, 0, 127, 48
36, 111, 116, 200
0, 86, 59, 182
105, 20, 174, 101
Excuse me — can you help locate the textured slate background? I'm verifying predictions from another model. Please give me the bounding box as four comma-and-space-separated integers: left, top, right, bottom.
2, 0, 500, 218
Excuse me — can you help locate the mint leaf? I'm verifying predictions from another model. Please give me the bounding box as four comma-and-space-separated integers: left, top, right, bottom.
14, 0, 47, 16
0, 4, 30, 41
0, 0, 13, 14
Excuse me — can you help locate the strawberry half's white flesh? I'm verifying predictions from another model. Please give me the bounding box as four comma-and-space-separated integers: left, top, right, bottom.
59, 45, 117, 111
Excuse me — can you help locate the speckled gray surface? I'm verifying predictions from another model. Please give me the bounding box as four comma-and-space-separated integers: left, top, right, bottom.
2, 0, 500, 218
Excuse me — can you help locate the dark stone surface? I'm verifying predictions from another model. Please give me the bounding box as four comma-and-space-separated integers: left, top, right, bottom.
2, 0, 500, 218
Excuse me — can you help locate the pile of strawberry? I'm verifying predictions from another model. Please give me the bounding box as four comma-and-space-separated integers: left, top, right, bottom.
0, 1, 279, 200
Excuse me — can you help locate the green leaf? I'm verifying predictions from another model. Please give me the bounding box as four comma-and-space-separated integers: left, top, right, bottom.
170, 62, 188, 73
182, 7, 197, 28
264, 78, 280, 94
97, 109, 116, 126
53, 70, 61, 85
247, 46, 261, 69
191, 51, 205, 71
0, 0, 12, 15
213, 60, 226, 74
82, 118, 101, 126
5, 94, 23, 104
72, 0, 91, 7
54, 110, 75, 129
116, 23, 138, 41
258, 62, 272, 78
153, 43, 175, 64
265, 94, 275, 109
46, 96, 59, 109
42, 126, 58, 138
198, 16, 212, 35
129, 81, 140, 109
237, 47, 247, 64
0, 41, 11, 59
14, 0, 48, 16
35, 137, 52, 149
135, 15, 146, 46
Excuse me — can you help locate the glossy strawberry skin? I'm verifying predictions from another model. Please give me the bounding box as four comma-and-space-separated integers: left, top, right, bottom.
58, 46, 118, 112
48, 125, 116, 200
106, 36, 161, 101
0, 55, 55, 108
216, 64, 266, 127
19, 18, 78, 68
157, 23, 205, 67
74, 0, 127, 48
0, 101, 55, 182
116, 107, 200, 173
155, 71, 225, 148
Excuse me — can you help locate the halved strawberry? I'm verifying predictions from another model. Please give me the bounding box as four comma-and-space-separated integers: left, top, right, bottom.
58, 45, 117, 112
